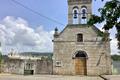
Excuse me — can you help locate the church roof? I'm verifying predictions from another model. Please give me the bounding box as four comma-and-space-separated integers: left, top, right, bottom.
59, 24, 103, 37
92, 25, 104, 37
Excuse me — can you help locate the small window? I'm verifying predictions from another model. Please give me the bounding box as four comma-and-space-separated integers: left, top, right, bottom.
77, 34, 83, 42
55, 61, 62, 67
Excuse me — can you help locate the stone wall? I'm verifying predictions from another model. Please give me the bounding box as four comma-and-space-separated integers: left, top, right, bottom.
2, 57, 53, 75
2, 59, 24, 74
53, 25, 112, 75
35, 60, 53, 74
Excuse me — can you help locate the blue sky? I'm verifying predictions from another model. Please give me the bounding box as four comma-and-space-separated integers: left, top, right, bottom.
0, 0, 68, 31
0, 0, 107, 30
0, 0, 118, 54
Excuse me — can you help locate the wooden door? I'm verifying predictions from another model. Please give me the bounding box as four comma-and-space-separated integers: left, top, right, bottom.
75, 58, 86, 75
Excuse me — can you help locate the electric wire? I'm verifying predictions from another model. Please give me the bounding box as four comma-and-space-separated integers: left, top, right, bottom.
11, 0, 65, 26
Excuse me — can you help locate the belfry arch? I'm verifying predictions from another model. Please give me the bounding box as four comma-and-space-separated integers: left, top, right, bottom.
80, 6, 88, 24
72, 6, 79, 24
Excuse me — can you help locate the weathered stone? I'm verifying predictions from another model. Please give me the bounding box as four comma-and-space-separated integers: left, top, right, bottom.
2, 57, 53, 75
53, 0, 112, 75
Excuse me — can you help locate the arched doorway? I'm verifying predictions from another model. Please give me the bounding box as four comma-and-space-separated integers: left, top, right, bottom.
73, 51, 87, 75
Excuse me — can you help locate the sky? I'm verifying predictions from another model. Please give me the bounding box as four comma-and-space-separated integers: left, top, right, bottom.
0, 0, 119, 54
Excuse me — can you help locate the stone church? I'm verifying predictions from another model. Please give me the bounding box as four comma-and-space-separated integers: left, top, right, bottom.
53, 0, 112, 75
0, 0, 112, 76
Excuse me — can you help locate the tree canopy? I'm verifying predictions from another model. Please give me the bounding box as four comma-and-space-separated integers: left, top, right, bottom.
88, 0, 120, 49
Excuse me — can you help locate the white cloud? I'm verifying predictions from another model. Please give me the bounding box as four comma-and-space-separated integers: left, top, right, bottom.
109, 27, 119, 55
110, 38, 119, 55
0, 16, 54, 54
0, 16, 119, 55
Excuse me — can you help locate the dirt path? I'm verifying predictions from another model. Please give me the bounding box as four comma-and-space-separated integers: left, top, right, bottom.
0, 74, 103, 80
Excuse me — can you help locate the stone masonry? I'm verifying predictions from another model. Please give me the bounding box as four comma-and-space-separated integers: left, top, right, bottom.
53, 24, 112, 75
53, 0, 112, 75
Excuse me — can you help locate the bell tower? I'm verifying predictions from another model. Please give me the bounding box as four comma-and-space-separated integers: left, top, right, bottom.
53, 0, 112, 75
68, 0, 92, 24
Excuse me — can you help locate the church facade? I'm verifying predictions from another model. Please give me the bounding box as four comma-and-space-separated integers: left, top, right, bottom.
53, 0, 112, 75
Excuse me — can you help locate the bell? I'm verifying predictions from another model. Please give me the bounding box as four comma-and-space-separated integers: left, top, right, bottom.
82, 9, 86, 19
74, 10, 78, 19
74, 14, 77, 19
82, 14, 86, 19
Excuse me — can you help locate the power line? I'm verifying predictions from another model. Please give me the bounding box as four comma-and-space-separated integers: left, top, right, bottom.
11, 0, 65, 26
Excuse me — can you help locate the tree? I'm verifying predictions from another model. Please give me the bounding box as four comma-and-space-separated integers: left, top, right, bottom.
88, 0, 120, 49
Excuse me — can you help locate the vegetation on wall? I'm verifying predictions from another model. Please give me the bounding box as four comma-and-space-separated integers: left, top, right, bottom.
41, 56, 52, 61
